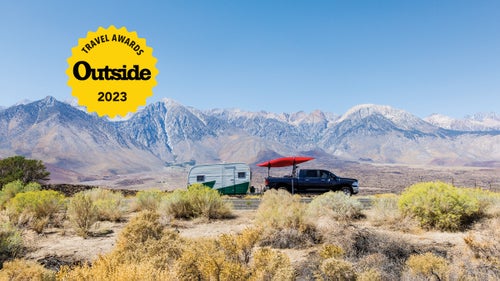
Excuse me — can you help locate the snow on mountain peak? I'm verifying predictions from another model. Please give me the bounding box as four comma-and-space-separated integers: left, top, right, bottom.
425, 112, 500, 131
338, 104, 415, 123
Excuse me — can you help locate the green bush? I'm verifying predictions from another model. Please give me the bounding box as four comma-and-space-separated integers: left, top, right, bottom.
398, 182, 483, 231
67, 192, 99, 238
0, 180, 41, 208
0, 156, 50, 187
6, 190, 66, 233
134, 189, 166, 211
307, 191, 363, 222
0, 221, 24, 267
85, 188, 128, 221
161, 184, 232, 220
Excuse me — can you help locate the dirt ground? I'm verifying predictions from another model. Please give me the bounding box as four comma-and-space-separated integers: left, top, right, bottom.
23, 210, 258, 269
22, 208, 471, 272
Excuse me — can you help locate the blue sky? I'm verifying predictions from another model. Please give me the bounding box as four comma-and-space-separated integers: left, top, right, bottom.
0, 1, 499, 118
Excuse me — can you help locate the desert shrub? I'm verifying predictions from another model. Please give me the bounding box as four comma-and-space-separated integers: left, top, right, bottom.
134, 189, 165, 211
331, 227, 415, 280
175, 238, 249, 281
85, 188, 128, 221
0, 180, 41, 208
111, 211, 183, 268
0, 221, 24, 267
67, 192, 99, 238
398, 182, 483, 231
58, 211, 180, 280
307, 191, 363, 222
463, 188, 500, 217
0, 259, 55, 280
319, 244, 345, 259
57, 257, 172, 281
250, 247, 295, 281
356, 268, 384, 281
461, 219, 500, 279
5, 190, 66, 233
356, 253, 392, 281
161, 184, 232, 220
370, 193, 399, 220
403, 252, 450, 281
256, 189, 308, 230
218, 227, 262, 264
316, 258, 356, 281
256, 189, 318, 248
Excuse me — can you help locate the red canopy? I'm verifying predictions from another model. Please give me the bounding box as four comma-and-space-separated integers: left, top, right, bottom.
256, 156, 314, 168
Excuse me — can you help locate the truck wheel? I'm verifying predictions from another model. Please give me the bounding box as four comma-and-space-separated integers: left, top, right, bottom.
342, 187, 353, 196
277, 186, 290, 193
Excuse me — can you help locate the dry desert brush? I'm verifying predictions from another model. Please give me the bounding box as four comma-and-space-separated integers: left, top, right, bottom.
306, 191, 364, 223
256, 189, 318, 249
161, 183, 233, 220
84, 188, 129, 222
133, 189, 166, 212
67, 191, 99, 238
0, 259, 56, 281
0, 220, 24, 267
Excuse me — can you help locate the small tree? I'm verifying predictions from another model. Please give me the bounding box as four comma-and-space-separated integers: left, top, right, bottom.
0, 156, 50, 187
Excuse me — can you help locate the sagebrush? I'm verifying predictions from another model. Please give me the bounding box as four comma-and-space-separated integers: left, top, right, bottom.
5, 189, 66, 233
398, 182, 483, 231
161, 184, 232, 220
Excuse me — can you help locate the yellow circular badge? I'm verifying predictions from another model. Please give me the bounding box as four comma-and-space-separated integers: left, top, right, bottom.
66, 26, 158, 118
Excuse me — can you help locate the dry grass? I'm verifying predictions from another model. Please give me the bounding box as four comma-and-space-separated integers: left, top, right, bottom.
2, 186, 499, 281
0, 259, 56, 280
255, 189, 319, 249
160, 184, 233, 220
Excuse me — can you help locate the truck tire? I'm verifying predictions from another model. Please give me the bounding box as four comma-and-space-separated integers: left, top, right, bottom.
342, 186, 353, 196
277, 186, 290, 193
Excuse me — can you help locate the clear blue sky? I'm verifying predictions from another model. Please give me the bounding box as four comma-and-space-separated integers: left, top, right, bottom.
1, 0, 499, 118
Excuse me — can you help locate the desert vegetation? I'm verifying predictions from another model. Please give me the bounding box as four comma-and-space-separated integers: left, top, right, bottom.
0, 180, 499, 280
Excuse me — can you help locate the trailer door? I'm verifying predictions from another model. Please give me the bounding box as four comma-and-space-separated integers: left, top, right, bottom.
222, 165, 236, 194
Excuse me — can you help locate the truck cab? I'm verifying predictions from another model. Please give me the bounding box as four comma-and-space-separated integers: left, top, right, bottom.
265, 168, 359, 195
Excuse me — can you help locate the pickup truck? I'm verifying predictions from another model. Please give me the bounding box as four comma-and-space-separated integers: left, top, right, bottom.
264, 169, 359, 195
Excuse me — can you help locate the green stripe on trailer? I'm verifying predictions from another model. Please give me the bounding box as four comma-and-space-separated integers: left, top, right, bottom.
216, 182, 250, 195
201, 180, 216, 188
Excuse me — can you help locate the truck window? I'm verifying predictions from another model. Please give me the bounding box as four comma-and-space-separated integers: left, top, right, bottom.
305, 170, 318, 178
238, 172, 246, 179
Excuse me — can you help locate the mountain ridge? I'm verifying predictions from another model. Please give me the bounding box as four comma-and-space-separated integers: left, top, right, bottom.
0, 96, 499, 184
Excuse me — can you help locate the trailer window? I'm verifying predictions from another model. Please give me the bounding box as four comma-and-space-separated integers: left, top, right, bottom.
196, 175, 205, 182
238, 172, 246, 179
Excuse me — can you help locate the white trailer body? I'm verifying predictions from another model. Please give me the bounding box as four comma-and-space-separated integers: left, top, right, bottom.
187, 163, 251, 195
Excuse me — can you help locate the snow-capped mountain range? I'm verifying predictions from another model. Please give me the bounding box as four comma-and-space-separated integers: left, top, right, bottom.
0, 96, 499, 182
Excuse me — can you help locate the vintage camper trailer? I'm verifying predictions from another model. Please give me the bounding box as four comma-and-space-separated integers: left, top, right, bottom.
187, 163, 251, 195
